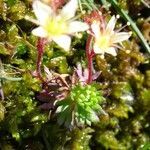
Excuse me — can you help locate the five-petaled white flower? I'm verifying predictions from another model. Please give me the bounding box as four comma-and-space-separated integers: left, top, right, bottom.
29, 0, 89, 51
91, 16, 132, 57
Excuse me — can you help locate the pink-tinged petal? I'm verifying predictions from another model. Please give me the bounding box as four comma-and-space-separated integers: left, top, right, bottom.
68, 21, 89, 33
92, 72, 101, 80
33, 0, 53, 25
76, 63, 83, 78
93, 44, 104, 54
113, 32, 131, 43
44, 66, 53, 81
61, 0, 78, 20
83, 68, 89, 80
32, 27, 48, 37
91, 22, 101, 38
106, 16, 117, 33
52, 35, 71, 51
105, 47, 117, 56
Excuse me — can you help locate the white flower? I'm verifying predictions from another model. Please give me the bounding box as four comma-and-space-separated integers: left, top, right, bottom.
91, 16, 132, 56
29, 0, 89, 51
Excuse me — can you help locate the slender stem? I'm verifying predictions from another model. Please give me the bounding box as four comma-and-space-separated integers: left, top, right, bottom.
86, 35, 94, 84
87, 52, 94, 84
88, 57, 92, 83
36, 38, 46, 82
86, 35, 92, 58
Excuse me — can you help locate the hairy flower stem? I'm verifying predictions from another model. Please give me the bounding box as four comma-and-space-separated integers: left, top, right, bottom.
36, 38, 46, 82
51, 0, 65, 12
86, 35, 94, 84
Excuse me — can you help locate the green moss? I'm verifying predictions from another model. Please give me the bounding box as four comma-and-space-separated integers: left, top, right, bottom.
0, 0, 149, 149
96, 131, 126, 150
0, 102, 5, 121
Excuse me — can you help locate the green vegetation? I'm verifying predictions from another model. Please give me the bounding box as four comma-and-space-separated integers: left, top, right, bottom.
0, 0, 149, 149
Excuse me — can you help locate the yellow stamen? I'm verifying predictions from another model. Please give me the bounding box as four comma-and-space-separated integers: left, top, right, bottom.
44, 17, 67, 36
97, 35, 110, 49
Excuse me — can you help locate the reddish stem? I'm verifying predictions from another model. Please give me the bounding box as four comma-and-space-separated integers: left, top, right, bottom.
86, 35, 95, 84
36, 38, 46, 82
87, 52, 93, 84
51, 0, 65, 12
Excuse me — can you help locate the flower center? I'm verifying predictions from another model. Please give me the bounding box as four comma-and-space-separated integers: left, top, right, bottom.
97, 35, 110, 50
44, 17, 67, 36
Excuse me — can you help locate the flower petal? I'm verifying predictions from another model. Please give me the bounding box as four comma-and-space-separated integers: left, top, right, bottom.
106, 16, 117, 33
91, 22, 101, 38
113, 32, 131, 43
105, 47, 117, 56
83, 68, 89, 80
68, 21, 89, 33
32, 27, 48, 37
61, 0, 78, 20
52, 35, 71, 51
93, 44, 104, 54
33, 0, 53, 25
76, 63, 83, 78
